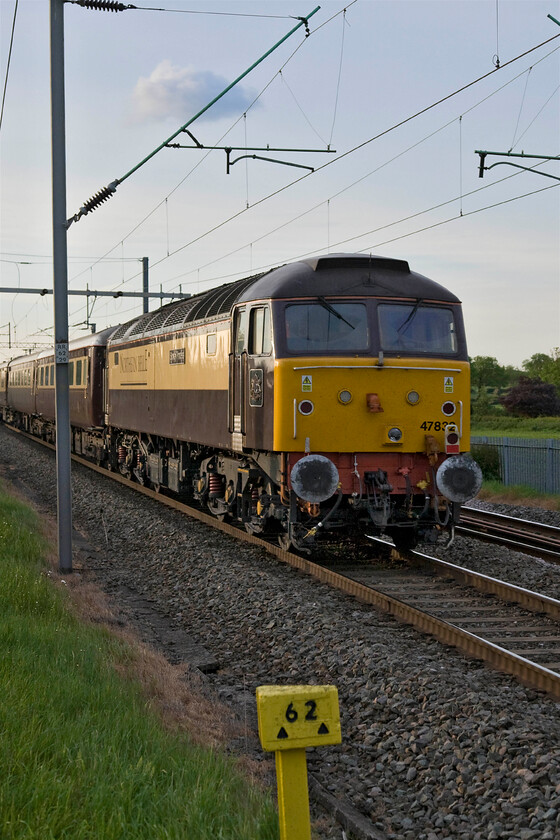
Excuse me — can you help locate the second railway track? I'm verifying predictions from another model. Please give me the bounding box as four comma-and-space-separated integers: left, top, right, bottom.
458, 506, 560, 562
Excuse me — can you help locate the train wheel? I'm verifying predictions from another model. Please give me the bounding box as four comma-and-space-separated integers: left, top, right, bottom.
390, 528, 418, 552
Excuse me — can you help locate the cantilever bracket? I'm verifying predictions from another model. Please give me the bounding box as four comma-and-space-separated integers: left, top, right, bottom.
165, 131, 334, 174
225, 150, 314, 174
475, 149, 560, 180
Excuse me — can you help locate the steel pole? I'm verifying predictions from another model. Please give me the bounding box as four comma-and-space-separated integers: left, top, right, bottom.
142, 257, 149, 314
50, 0, 72, 573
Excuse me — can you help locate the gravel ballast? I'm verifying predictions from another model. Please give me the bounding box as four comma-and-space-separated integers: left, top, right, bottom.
1, 424, 559, 840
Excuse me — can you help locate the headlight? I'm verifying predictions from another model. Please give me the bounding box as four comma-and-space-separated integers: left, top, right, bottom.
406, 390, 420, 405
388, 427, 403, 442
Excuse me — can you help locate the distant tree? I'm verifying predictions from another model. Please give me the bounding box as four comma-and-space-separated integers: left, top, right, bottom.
470, 356, 508, 395
500, 376, 560, 417
502, 365, 522, 388
522, 349, 560, 391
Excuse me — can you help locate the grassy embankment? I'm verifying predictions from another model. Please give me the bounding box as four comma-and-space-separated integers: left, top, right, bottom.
471, 416, 560, 440
0, 483, 278, 840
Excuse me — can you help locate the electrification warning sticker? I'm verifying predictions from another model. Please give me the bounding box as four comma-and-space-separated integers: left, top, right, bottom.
444, 376, 454, 393
302, 375, 312, 392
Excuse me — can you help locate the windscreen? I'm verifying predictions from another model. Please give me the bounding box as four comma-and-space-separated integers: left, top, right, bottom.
378, 303, 457, 354
285, 302, 369, 353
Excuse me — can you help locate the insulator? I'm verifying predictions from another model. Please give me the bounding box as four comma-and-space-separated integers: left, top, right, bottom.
118, 446, 126, 463
75, 1, 134, 12
78, 180, 118, 217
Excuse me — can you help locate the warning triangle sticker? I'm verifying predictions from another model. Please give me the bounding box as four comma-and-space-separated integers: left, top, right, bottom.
318, 723, 329, 735
277, 727, 289, 739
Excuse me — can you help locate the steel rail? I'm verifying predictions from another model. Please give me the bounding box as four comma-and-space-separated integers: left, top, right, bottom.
459, 506, 560, 562
5, 425, 560, 700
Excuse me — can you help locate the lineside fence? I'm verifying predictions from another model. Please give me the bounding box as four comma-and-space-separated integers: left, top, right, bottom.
471, 437, 560, 495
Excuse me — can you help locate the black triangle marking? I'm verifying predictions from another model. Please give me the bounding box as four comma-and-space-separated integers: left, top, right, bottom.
277, 727, 289, 739
318, 723, 329, 735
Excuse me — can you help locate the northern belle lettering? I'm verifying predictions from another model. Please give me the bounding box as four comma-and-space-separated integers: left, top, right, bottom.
120, 353, 148, 373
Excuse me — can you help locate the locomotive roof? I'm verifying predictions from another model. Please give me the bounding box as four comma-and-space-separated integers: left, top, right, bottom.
238, 254, 461, 303
107, 253, 460, 345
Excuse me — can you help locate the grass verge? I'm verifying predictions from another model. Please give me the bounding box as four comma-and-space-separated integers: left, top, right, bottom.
472, 416, 560, 439
477, 481, 560, 512
0, 482, 278, 840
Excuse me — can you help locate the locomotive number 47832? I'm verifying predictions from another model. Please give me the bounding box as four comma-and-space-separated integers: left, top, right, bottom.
420, 421, 454, 431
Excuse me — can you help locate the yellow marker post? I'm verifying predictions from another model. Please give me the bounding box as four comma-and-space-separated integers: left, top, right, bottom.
256, 685, 341, 840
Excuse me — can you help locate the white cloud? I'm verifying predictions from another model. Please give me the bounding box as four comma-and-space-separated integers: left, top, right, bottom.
130, 60, 259, 125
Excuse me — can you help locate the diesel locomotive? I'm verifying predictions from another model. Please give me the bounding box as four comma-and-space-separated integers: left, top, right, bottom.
0, 253, 482, 551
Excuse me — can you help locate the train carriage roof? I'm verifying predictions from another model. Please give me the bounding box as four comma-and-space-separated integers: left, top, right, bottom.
107, 253, 461, 346
3, 326, 116, 368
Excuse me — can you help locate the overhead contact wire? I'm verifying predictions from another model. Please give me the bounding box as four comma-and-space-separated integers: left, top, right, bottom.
130, 33, 560, 287
70, 1, 358, 289
0, 0, 19, 133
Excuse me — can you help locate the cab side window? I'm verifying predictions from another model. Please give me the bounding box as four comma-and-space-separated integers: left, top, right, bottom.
249, 306, 271, 355
234, 308, 248, 354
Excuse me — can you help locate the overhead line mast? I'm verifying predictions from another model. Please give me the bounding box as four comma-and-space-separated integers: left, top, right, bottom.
50, 0, 321, 573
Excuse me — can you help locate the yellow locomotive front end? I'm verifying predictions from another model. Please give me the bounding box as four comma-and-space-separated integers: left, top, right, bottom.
274, 356, 471, 457
265, 263, 482, 550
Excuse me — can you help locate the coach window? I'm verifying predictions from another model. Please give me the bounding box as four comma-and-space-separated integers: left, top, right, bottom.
76, 359, 82, 386
50, 365, 54, 386
69, 362, 74, 386
249, 306, 271, 355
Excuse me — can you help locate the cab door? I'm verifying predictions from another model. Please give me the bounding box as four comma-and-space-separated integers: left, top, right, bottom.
245, 304, 273, 450
229, 306, 248, 452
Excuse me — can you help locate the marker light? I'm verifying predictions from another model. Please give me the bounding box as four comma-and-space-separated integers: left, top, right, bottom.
445, 424, 460, 454
338, 389, 353, 404
298, 400, 314, 415
442, 401, 456, 416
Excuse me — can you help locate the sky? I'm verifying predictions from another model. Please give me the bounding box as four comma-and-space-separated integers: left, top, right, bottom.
0, 0, 559, 368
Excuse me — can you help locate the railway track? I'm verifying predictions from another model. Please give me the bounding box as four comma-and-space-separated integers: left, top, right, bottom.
6, 424, 560, 701
459, 505, 560, 562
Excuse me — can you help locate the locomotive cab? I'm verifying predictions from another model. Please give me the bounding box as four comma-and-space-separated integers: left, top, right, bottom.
231, 254, 482, 551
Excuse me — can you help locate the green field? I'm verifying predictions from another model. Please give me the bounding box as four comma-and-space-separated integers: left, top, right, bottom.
0, 484, 278, 840
472, 415, 560, 439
